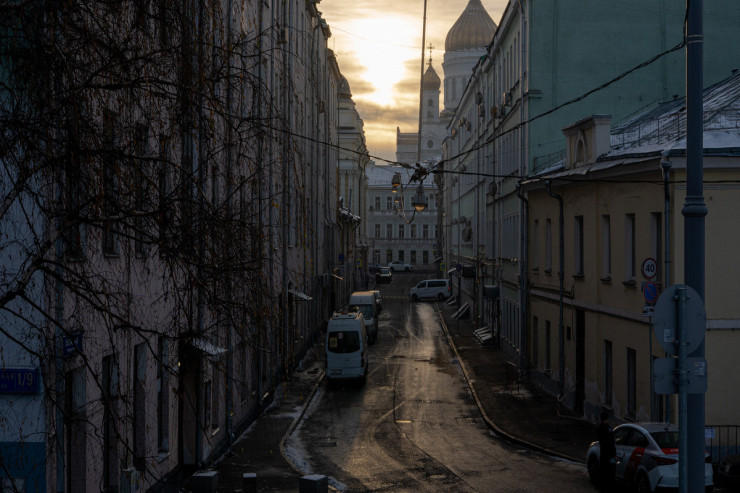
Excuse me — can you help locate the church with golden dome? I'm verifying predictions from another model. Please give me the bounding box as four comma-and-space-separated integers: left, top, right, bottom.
396, 0, 497, 164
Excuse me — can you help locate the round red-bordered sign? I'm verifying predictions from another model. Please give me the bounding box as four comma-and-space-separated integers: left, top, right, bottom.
641, 257, 658, 280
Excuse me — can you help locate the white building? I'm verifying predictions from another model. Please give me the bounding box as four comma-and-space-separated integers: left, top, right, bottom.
365, 164, 439, 269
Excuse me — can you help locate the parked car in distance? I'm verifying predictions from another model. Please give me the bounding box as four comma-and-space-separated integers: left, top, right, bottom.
388, 260, 413, 272
325, 311, 368, 385
376, 266, 392, 284
586, 422, 714, 492
371, 290, 382, 312
348, 291, 379, 343
409, 279, 451, 301
368, 262, 382, 274
715, 453, 740, 489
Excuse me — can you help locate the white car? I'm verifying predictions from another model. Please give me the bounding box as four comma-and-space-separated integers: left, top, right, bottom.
388, 260, 413, 272
586, 422, 714, 492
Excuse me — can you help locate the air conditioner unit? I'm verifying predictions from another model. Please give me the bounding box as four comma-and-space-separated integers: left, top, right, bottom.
121, 468, 141, 493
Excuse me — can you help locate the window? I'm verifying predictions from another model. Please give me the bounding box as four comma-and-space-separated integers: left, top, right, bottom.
386, 224, 392, 238
410, 250, 416, 264
411, 224, 417, 238
134, 343, 146, 470
398, 250, 405, 262
545, 320, 552, 374
374, 224, 380, 239
134, 124, 148, 257
375, 196, 381, 210
604, 340, 612, 406
423, 251, 428, 264
204, 380, 212, 430
574, 215, 584, 276
533, 316, 539, 368
625, 214, 636, 282
601, 215, 611, 280
386, 249, 393, 263
157, 338, 170, 453
423, 224, 429, 238
158, 136, 172, 248
103, 355, 119, 491
434, 224, 438, 239
65, 366, 87, 492
627, 347, 636, 417
545, 219, 552, 273
103, 112, 119, 255
398, 224, 405, 239
386, 196, 393, 210
532, 220, 539, 271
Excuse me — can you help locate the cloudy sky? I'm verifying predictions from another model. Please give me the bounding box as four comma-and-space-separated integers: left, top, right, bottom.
319, 0, 508, 164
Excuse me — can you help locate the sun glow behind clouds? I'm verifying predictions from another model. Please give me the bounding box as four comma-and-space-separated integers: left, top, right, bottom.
343, 16, 420, 107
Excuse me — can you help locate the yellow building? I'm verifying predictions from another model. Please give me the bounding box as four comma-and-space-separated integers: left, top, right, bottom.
522, 72, 740, 444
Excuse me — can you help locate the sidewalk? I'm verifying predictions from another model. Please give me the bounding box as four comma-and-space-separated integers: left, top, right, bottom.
175, 345, 326, 493
436, 300, 595, 464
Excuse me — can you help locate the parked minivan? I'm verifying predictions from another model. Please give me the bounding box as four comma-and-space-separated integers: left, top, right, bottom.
348, 291, 379, 342
409, 279, 451, 301
325, 311, 368, 384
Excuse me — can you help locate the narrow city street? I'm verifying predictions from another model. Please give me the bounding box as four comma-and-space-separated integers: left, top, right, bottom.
289, 272, 591, 492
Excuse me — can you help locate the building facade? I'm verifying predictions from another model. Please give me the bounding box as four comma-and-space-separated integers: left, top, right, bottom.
365, 164, 439, 270
441, 0, 740, 404
0, 1, 354, 491
523, 73, 740, 432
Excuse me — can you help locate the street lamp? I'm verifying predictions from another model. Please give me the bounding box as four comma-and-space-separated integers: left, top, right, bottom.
411, 183, 428, 212
391, 173, 401, 194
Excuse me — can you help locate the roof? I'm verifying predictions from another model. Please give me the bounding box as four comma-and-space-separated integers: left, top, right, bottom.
445, 0, 497, 52
606, 71, 740, 158
423, 65, 441, 90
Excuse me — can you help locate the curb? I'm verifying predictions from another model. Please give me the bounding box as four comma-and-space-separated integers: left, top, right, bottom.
279, 369, 326, 474
435, 304, 583, 464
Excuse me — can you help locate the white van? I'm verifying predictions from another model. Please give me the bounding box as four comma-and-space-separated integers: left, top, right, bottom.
348, 291, 379, 343
325, 312, 368, 384
409, 279, 451, 301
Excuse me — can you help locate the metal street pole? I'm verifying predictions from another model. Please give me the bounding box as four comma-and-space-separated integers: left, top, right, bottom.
684, 0, 707, 491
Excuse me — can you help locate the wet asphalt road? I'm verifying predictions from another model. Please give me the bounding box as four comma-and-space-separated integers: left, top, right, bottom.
288, 272, 592, 492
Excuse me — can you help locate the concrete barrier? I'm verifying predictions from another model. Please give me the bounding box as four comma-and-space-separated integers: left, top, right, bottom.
299, 474, 328, 493
242, 472, 257, 493
191, 470, 218, 493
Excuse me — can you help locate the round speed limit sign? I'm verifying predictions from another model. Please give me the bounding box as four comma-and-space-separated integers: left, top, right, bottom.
641, 257, 658, 280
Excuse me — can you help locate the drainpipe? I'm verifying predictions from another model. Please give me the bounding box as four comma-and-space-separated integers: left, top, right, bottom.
225, 0, 234, 450
545, 180, 564, 397
661, 151, 672, 423
516, 180, 528, 371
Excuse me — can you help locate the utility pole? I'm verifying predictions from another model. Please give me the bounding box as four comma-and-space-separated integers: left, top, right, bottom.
683, 0, 707, 491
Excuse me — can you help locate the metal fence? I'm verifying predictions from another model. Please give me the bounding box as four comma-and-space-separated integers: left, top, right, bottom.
706, 424, 740, 464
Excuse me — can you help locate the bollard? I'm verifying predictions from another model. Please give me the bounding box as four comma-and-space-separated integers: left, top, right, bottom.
299, 474, 328, 493
242, 472, 257, 493
191, 470, 218, 493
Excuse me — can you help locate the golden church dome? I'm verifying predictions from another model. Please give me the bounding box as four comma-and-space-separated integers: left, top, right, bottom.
444, 0, 497, 52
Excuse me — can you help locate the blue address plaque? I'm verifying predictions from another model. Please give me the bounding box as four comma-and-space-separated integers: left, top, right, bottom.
0, 368, 40, 394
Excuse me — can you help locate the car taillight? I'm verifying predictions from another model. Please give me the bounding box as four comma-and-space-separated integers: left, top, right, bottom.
654, 456, 678, 466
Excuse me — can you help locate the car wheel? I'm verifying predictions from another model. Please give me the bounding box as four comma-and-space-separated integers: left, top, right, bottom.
437, 293, 445, 301
587, 457, 600, 487
411, 294, 419, 302
636, 473, 651, 493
